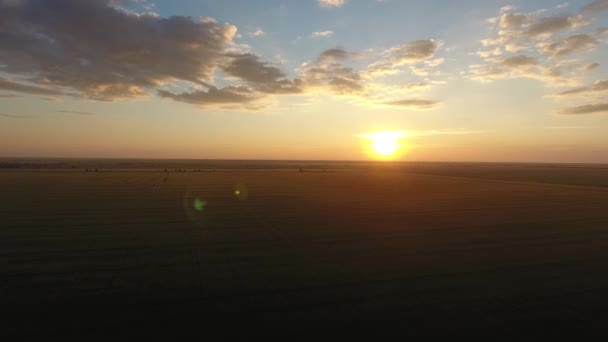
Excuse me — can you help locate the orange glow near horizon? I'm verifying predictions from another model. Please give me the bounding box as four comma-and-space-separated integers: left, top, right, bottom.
360, 131, 408, 160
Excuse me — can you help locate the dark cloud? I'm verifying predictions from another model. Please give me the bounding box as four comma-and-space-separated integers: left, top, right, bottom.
157, 86, 259, 107
383, 99, 440, 110
560, 103, 608, 114
0, 0, 237, 100
222, 53, 286, 84
221, 53, 302, 94
581, 0, 608, 13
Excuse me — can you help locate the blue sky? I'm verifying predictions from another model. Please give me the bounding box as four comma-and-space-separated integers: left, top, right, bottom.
1, 0, 607, 162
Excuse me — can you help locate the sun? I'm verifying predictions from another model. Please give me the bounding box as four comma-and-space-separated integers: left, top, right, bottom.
360, 131, 407, 159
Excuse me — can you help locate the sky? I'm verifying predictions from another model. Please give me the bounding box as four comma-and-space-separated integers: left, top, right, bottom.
1, 0, 608, 163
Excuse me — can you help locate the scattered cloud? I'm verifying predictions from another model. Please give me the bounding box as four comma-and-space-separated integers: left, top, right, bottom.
311, 30, 334, 38
470, 5, 604, 88
0, 0, 441, 111
318, 0, 346, 8
560, 103, 608, 114
557, 3, 570, 9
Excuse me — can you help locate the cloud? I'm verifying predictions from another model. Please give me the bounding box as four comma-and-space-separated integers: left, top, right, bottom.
500, 13, 533, 28
222, 53, 286, 84
0, 77, 66, 96
318, 0, 346, 8
298, 50, 364, 95
221, 53, 302, 94
0, 112, 31, 119
383, 99, 440, 110
0, 0, 441, 111
471, 6, 602, 88
560, 103, 608, 114
56, 110, 95, 115
555, 80, 608, 96
365, 40, 439, 77
157, 86, 260, 107
311, 30, 334, 38
249, 28, 265, 37
0, 93, 21, 99
581, 0, 608, 13
403, 82, 430, 91
538, 34, 599, 56
584, 62, 600, 70
557, 3, 570, 9
0, 0, 237, 100
525, 15, 591, 37
317, 48, 356, 63
388, 40, 438, 65
501, 55, 539, 68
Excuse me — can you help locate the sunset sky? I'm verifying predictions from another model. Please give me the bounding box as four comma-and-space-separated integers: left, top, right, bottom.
1, 0, 607, 162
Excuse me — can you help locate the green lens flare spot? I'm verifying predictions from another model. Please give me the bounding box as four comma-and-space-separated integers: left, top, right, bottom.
193, 198, 207, 212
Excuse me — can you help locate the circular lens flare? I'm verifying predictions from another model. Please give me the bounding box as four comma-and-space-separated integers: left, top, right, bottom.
183, 189, 209, 225
234, 182, 249, 200
193, 198, 207, 212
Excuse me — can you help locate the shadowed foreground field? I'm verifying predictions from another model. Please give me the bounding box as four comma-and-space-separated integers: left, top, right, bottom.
2, 162, 608, 338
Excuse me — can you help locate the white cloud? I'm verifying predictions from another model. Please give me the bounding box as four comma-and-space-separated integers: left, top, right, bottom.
311, 30, 334, 38
470, 6, 602, 88
249, 28, 265, 37
318, 0, 346, 8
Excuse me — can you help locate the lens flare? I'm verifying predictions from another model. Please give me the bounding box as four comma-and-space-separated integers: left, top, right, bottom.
193, 198, 207, 212
234, 182, 249, 200
183, 189, 209, 225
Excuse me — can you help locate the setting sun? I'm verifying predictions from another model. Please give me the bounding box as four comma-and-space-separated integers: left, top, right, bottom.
360, 131, 407, 159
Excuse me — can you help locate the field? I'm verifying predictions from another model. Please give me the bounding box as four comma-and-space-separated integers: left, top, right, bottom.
2, 159, 608, 338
